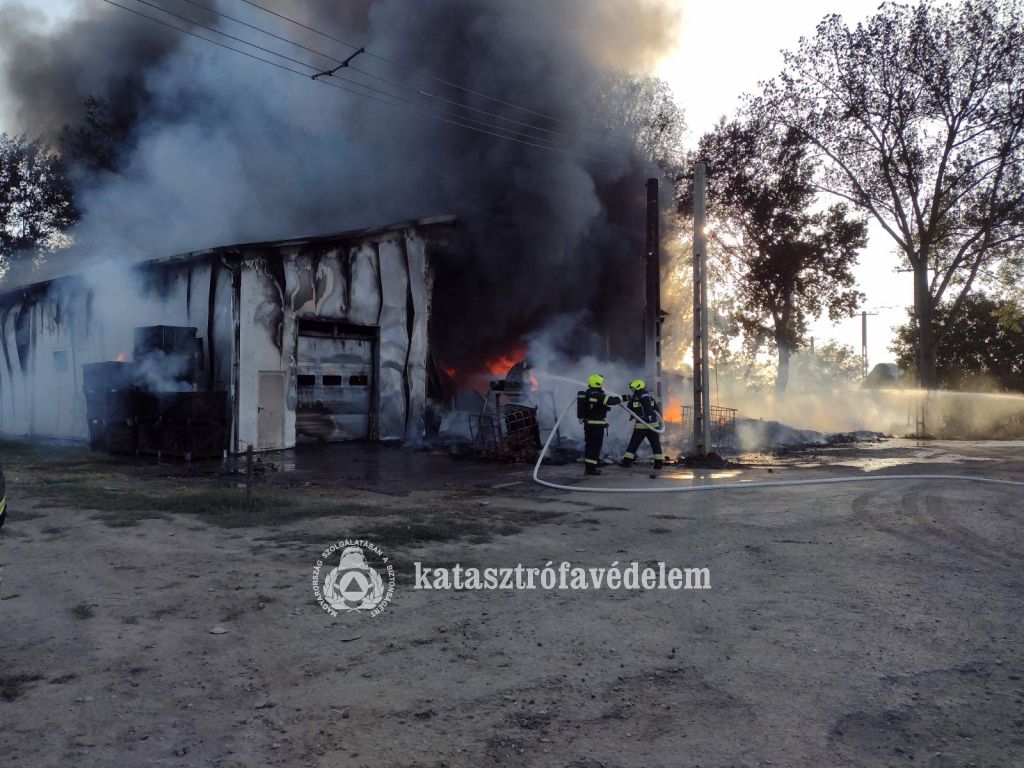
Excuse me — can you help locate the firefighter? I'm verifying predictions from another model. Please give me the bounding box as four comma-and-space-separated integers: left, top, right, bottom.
578, 374, 622, 476
620, 379, 665, 470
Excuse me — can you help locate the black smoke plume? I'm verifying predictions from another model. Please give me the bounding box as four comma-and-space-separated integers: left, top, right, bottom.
0, 0, 683, 370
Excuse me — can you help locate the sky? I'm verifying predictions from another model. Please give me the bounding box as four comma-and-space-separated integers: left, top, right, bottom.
6, 0, 913, 367
655, 0, 915, 368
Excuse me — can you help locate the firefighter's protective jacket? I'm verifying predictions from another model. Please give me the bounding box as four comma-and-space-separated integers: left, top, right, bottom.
626, 389, 661, 429
582, 387, 622, 425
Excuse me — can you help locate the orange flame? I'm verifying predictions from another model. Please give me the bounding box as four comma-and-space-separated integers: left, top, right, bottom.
484, 345, 525, 377
663, 395, 683, 423
115, 352, 128, 362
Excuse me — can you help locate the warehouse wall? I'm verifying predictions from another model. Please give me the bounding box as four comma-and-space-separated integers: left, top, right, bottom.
234, 227, 434, 451
0, 219, 447, 450
0, 258, 233, 440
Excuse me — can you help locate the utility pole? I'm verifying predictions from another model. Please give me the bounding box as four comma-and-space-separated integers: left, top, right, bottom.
692, 162, 712, 457
644, 178, 662, 400
860, 310, 878, 379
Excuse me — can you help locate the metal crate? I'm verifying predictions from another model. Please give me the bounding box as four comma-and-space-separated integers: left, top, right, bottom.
680, 405, 737, 451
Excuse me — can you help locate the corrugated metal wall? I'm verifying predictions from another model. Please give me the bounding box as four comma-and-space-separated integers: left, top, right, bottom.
0, 220, 447, 451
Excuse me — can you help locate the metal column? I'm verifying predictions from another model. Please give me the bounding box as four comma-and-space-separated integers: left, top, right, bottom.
644, 178, 662, 399
692, 162, 712, 457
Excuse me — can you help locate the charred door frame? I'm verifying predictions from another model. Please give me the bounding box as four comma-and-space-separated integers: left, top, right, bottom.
294, 317, 380, 441
226, 255, 243, 454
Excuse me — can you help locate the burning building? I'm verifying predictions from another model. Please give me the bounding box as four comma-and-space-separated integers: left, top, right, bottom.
0, 216, 456, 453
0, 1, 688, 461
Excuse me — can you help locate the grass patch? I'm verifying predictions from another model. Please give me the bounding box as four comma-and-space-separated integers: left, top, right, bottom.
0, 672, 44, 701
270, 507, 564, 552
11, 454, 566, 538
0, 439, 120, 474
19, 475, 386, 529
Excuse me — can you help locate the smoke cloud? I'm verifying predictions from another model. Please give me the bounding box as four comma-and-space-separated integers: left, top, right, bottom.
0, 0, 684, 370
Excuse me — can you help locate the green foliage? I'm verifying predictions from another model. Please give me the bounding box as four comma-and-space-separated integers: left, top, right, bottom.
758, 0, 1024, 386
0, 133, 77, 270
790, 341, 865, 390
59, 93, 140, 175
692, 117, 867, 392
598, 73, 686, 171
892, 293, 1024, 390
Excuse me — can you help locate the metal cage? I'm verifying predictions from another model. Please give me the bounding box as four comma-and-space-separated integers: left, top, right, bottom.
680, 405, 737, 451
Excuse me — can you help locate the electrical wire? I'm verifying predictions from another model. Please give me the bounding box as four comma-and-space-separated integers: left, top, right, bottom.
99, 0, 312, 78
231, 0, 635, 145
98, 0, 623, 164
170, 0, 630, 158
129, 0, 317, 71
345, 64, 632, 156
317, 73, 622, 164
174, 0, 338, 66
328, 68, 624, 163
533, 399, 1024, 494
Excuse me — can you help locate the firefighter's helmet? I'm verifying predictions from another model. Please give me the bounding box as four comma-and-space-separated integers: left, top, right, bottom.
587, 374, 605, 389
629, 379, 645, 391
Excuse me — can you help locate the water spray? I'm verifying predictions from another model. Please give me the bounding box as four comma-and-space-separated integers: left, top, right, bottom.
532, 399, 1024, 494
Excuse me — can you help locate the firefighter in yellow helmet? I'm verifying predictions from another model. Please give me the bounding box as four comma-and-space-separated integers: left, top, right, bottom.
620, 379, 665, 470
577, 374, 623, 476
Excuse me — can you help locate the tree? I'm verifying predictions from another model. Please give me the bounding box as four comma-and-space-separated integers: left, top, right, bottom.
759, 0, 1024, 388
0, 133, 77, 272
892, 292, 1024, 390
694, 117, 867, 393
597, 74, 686, 171
59, 94, 139, 176
790, 341, 865, 390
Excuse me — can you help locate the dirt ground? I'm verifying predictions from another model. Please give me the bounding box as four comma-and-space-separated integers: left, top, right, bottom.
1, 439, 1022, 768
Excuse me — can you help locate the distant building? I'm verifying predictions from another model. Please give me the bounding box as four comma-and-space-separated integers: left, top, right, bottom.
863, 362, 905, 388
0, 216, 457, 451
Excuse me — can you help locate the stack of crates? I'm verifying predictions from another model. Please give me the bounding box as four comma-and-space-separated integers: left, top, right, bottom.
137, 392, 228, 460
82, 326, 228, 460
82, 362, 141, 454
133, 325, 204, 389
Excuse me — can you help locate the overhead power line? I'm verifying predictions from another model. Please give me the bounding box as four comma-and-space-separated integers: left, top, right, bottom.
96, 0, 626, 165
344, 63, 630, 155
127, 0, 315, 70
154, 0, 620, 161
99, 0, 312, 77
169, 0, 630, 156
147, 0, 626, 162
231, 0, 635, 146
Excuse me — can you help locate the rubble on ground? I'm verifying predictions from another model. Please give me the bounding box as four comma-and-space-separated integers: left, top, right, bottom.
733, 418, 886, 453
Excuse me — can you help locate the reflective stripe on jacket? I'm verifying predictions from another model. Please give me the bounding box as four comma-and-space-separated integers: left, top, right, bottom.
627, 390, 661, 429
583, 387, 622, 425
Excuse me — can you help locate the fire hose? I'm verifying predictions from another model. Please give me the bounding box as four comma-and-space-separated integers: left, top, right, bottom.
532, 399, 1024, 494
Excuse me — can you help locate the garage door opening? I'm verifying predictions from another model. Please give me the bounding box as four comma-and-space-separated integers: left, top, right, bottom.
296, 320, 376, 443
